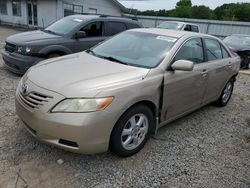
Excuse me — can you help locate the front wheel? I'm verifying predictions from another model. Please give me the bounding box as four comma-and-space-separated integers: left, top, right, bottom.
215, 79, 234, 107
110, 105, 154, 157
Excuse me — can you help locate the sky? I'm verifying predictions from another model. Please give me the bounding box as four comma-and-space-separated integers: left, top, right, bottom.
118, 0, 250, 11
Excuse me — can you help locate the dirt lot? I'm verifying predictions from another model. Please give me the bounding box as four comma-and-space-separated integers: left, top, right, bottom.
0, 25, 250, 188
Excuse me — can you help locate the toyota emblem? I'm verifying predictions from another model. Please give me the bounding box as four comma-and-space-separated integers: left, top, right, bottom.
21, 84, 29, 95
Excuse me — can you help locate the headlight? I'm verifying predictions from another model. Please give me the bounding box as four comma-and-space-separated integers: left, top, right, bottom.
17, 46, 31, 54
51, 97, 114, 113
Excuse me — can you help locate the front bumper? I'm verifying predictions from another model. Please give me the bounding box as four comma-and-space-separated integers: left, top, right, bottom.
15, 81, 116, 154
2, 49, 43, 74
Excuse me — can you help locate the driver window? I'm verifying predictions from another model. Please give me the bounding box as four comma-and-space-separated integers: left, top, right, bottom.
80, 22, 103, 37
175, 38, 204, 64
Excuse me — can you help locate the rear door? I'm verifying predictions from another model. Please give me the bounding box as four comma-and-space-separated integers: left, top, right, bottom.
162, 38, 208, 121
201, 38, 234, 103
103, 21, 127, 36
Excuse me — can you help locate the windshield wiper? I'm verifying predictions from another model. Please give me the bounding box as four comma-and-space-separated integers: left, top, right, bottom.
44, 29, 57, 35
86, 50, 129, 65
101, 56, 129, 65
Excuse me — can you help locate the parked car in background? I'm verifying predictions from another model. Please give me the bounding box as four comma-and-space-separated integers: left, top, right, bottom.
2, 15, 143, 74
157, 21, 199, 32
223, 34, 250, 69
16, 29, 240, 157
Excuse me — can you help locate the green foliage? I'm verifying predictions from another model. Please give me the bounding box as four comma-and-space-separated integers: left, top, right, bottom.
191, 5, 214, 19
127, 0, 250, 22
176, 0, 192, 8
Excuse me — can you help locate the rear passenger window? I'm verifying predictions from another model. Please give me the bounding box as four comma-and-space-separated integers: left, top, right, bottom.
221, 46, 230, 58
175, 38, 204, 64
191, 25, 199, 32
204, 39, 222, 61
126, 23, 140, 29
104, 22, 127, 36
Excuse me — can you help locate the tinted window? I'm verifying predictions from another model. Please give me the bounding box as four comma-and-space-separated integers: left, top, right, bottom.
104, 22, 127, 36
126, 23, 140, 29
221, 46, 230, 58
81, 22, 103, 37
184, 25, 192, 31
191, 25, 199, 32
204, 39, 222, 61
175, 38, 204, 64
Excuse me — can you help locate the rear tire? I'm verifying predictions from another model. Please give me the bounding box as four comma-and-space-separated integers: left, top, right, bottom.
215, 79, 234, 107
110, 105, 154, 157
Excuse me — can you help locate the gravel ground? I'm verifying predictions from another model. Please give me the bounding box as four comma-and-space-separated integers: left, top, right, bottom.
0, 25, 250, 188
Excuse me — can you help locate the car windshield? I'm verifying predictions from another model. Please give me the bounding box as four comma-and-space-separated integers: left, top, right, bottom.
91, 31, 177, 68
223, 35, 250, 46
157, 22, 184, 30
44, 17, 84, 35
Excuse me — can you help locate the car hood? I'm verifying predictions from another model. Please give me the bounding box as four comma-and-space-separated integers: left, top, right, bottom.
6, 30, 61, 45
225, 43, 250, 52
27, 52, 150, 97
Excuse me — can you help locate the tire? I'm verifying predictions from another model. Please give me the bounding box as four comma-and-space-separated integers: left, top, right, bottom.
110, 105, 154, 157
47, 53, 61, 58
215, 79, 234, 107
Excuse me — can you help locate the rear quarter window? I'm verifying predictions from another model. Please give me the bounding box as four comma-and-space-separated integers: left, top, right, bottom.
191, 25, 199, 32
204, 38, 223, 61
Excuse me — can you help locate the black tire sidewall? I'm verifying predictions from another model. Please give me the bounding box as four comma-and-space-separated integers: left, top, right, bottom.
110, 105, 154, 157
217, 79, 234, 106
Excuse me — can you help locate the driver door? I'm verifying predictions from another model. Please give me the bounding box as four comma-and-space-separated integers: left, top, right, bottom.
161, 38, 208, 121
71, 21, 106, 52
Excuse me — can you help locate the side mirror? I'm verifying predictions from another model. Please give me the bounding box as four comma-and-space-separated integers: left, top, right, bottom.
75, 31, 86, 39
171, 60, 194, 71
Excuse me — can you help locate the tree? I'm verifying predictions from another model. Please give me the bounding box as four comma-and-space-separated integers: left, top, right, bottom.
191, 5, 214, 19
176, 0, 192, 8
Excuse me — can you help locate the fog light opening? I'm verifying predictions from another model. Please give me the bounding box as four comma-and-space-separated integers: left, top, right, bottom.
58, 139, 79, 148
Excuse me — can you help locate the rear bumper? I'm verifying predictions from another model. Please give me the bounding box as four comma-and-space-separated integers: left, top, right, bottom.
2, 49, 44, 74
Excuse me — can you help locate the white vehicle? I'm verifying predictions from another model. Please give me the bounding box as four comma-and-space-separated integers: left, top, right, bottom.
157, 21, 200, 32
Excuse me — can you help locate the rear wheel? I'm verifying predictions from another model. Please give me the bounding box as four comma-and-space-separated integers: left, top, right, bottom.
110, 105, 153, 157
215, 79, 234, 107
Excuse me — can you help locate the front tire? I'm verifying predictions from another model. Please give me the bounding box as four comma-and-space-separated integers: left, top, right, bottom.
215, 79, 234, 107
110, 105, 154, 157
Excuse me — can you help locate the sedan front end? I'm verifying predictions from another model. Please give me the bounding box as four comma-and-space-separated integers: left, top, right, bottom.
15, 79, 118, 154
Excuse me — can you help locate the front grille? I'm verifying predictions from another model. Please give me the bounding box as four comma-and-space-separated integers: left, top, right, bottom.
19, 91, 53, 109
5, 42, 16, 53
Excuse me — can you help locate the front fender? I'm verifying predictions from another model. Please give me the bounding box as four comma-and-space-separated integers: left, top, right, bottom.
39, 45, 72, 56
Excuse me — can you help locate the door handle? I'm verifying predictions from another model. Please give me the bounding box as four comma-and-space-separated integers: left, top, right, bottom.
201, 69, 208, 77
228, 62, 233, 68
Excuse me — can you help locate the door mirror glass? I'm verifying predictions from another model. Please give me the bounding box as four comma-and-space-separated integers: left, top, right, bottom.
171, 60, 194, 71
75, 31, 86, 39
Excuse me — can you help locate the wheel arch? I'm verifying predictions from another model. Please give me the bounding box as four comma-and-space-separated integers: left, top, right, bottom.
39, 45, 72, 57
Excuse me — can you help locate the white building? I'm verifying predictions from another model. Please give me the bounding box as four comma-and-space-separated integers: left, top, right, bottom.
0, 0, 126, 28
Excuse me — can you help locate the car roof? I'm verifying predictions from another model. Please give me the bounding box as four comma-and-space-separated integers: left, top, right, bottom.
160, 21, 199, 27
131, 28, 209, 39
67, 14, 139, 22
229, 34, 250, 37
